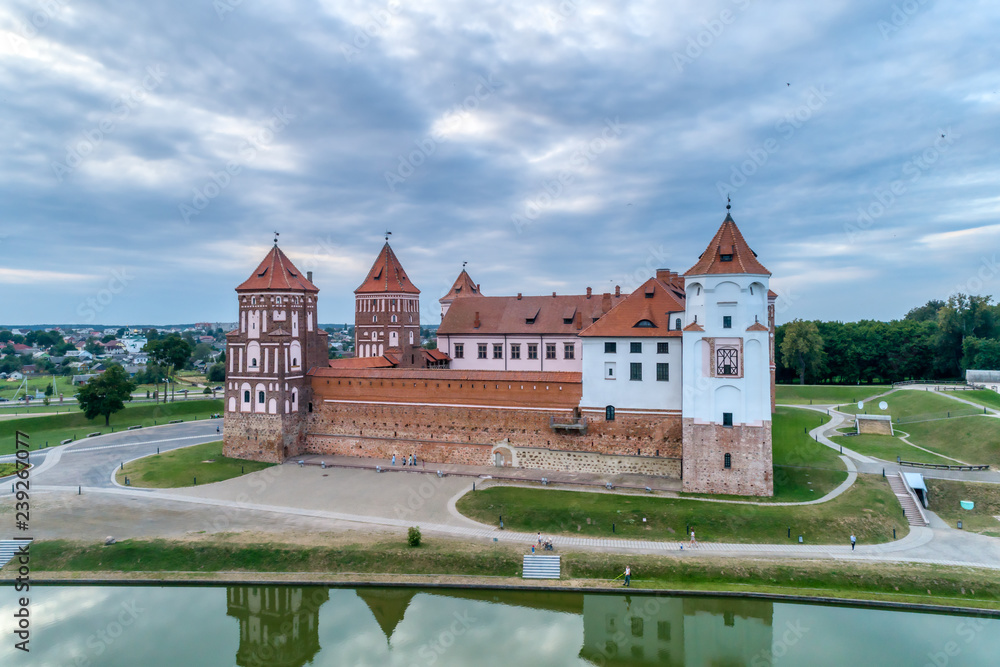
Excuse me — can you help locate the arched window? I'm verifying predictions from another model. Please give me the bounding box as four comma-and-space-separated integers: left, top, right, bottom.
675, 318, 682, 330
292, 358, 298, 366
251, 358, 257, 367
724, 453, 732, 469
258, 391, 265, 403
634, 319, 656, 328
276, 296, 282, 304
605, 405, 615, 421
243, 390, 250, 402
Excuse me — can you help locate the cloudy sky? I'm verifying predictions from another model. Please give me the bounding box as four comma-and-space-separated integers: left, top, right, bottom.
1, 0, 998, 327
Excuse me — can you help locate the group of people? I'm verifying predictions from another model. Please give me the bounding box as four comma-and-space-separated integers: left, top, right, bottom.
530, 532, 554, 554
391, 453, 418, 467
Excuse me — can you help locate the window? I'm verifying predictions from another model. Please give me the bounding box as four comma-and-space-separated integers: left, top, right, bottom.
275, 297, 281, 304
243, 390, 250, 402
657, 621, 672, 641
391, 315, 397, 323
723, 412, 733, 427
635, 319, 655, 328
717, 347, 738, 376
528, 344, 538, 360
657, 342, 669, 354
605, 342, 617, 354
493, 344, 503, 359
724, 453, 732, 468
478, 344, 487, 359
251, 358, 257, 367
721, 254, 733, 262
605, 405, 615, 421
630, 362, 642, 381
723, 315, 732, 329
258, 391, 265, 403
605, 362, 616, 379
631, 617, 644, 637
630, 342, 642, 354
454, 344, 464, 359
292, 358, 298, 367
510, 344, 521, 360
656, 363, 669, 381
675, 317, 682, 330
372, 315, 377, 323
564, 343, 575, 359
546, 343, 556, 360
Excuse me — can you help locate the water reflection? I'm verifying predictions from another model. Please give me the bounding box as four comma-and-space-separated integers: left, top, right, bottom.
227, 587, 328, 666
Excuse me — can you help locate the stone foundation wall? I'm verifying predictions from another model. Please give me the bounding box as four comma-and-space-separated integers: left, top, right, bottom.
857, 415, 893, 435
681, 419, 773, 496
224, 412, 305, 463
511, 446, 682, 478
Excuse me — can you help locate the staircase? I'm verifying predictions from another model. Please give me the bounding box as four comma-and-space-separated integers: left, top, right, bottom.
522, 555, 561, 579
888, 474, 929, 527
0, 539, 30, 569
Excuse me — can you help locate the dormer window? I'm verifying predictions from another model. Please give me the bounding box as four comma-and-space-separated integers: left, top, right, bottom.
634, 319, 656, 328
721, 254, 733, 262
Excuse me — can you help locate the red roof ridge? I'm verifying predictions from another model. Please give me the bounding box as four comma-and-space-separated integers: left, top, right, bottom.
682, 321, 705, 332
746, 321, 769, 332
356, 242, 420, 295
684, 213, 770, 277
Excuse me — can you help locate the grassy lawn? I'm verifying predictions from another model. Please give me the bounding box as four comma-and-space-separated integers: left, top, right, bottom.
775, 384, 889, 405
0, 375, 79, 401
0, 399, 223, 455
19, 538, 1000, 609
838, 389, 981, 422
955, 389, 1000, 412
903, 417, 1000, 467
829, 433, 954, 465
926, 479, 1000, 537
688, 408, 847, 502
116, 441, 272, 488
457, 474, 907, 545
0, 462, 17, 478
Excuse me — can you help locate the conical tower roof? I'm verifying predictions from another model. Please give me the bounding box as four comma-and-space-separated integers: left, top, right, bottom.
684, 212, 770, 276
440, 269, 481, 302
355, 243, 420, 294
355, 589, 416, 644
236, 245, 319, 292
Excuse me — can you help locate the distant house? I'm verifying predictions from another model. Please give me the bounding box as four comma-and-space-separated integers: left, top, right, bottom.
12, 343, 32, 354
72, 374, 98, 385
6, 372, 24, 381
21, 365, 37, 374
198, 335, 215, 344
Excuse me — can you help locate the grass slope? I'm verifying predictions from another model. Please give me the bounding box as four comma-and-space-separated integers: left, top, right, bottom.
21, 538, 1000, 609
955, 389, 1000, 412
775, 385, 889, 405
0, 399, 223, 455
904, 417, 1000, 467
927, 479, 1000, 537
838, 390, 980, 422
829, 433, 953, 466
0, 376, 79, 401
457, 475, 907, 545
116, 441, 273, 488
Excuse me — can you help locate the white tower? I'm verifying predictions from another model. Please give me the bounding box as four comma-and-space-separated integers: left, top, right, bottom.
680, 205, 774, 496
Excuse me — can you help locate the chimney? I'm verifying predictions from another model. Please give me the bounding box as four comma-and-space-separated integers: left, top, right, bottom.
615, 285, 621, 297
601, 292, 612, 314
307, 271, 313, 283
517, 292, 522, 300
586, 287, 592, 298
474, 311, 481, 329
552, 291, 557, 297
655, 268, 671, 281
476, 283, 480, 293
575, 311, 583, 330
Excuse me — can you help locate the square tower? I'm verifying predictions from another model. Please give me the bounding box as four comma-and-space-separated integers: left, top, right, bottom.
223, 243, 328, 462
354, 242, 422, 367
680, 210, 774, 496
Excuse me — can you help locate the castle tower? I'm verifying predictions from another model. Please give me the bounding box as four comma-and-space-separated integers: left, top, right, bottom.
354, 242, 422, 367
680, 207, 774, 496
223, 242, 328, 462
439, 268, 480, 320
226, 586, 329, 667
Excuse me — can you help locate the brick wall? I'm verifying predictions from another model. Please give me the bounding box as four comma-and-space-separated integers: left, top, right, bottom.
224, 412, 305, 463
681, 419, 773, 496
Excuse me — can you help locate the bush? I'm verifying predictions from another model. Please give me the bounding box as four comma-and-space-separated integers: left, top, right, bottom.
407, 526, 422, 547
203, 387, 211, 394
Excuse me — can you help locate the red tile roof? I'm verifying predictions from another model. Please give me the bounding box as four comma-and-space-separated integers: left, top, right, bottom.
682, 321, 705, 332
438, 292, 626, 336
579, 277, 686, 338
327, 356, 396, 369
310, 367, 581, 383
236, 245, 319, 293
685, 213, 770, 276
356, 243, 420, 294
421, 348, 450, 362
746, 321, 769, 332
440, 270, 481, 302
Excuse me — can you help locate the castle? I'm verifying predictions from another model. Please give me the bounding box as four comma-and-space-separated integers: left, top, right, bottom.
223, 208, 776, 495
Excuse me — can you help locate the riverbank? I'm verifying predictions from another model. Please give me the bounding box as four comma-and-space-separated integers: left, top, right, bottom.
11, 536, 1000, 612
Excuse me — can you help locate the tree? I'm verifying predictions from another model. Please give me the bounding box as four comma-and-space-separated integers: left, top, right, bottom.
101, 334, 117, 343
192, 342, 215, 363
76, 364, 136, 426
206, 363, 226, 383
116, 327, 128, 338
905, 300, 946, 322
780, 319, 825, 385
85, 338, 102, 356
44, 383, 53, 397
144, 335, 192, 372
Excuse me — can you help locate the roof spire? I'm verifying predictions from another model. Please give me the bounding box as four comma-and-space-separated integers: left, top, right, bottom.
462, 261, 468, 269
726, 195, 731, 212
273, 230, 280, 245
385, 230, 392, 242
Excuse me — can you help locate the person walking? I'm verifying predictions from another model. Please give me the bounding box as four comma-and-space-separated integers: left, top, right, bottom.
690, 530, 697, 547
623, 565, 631, 587
537, 532, 542, 546
850, 534, 857, 551
392, 454, 396, 466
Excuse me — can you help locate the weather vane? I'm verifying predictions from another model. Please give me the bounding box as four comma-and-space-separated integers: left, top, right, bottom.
385, 230, 392, 242
273, 230, 280, 245
462, 261, 468, 269
726, 195, 731, 211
